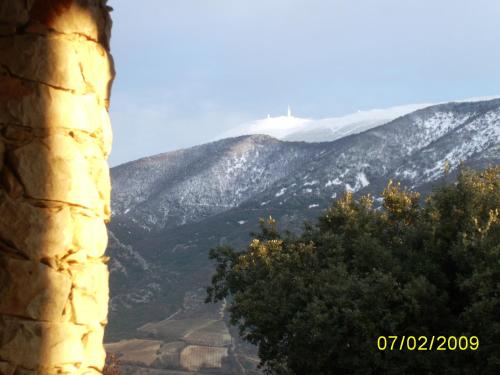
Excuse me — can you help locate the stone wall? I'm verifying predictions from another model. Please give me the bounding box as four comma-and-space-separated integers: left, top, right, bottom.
0, 1, 114, 374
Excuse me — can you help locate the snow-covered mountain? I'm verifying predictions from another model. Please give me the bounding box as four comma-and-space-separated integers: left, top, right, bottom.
216, 103, 431, 143
111, 98, 500, 237
216, 96, 500, 143
106, 98, 500, 373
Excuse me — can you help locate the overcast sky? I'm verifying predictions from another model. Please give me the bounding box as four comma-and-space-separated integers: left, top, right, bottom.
108, 0, 500, 166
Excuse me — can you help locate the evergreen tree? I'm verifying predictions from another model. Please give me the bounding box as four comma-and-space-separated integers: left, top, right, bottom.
207, 167, 500, 374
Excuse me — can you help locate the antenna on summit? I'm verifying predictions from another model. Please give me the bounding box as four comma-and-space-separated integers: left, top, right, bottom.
287, 105, 292, 117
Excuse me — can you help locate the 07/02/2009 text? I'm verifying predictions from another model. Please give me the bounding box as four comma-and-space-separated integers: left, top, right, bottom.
376, 336, 479, 351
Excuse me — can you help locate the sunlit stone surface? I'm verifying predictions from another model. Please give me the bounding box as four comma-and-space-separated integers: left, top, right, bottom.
0, 1, 114, 373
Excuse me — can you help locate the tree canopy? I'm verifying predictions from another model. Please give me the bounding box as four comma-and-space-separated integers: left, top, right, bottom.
206, 167, 500, 374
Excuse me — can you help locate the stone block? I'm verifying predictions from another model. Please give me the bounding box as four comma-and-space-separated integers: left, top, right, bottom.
0, 316, 86, 370
0, 191, 73, 260
0, 78, 107, 134
0, 0, 31, 28
0, 190, 108, 262
72, 211, 108, 258
0, 256, 72, 321
70, 262, 109, 325
30, 0, 112, 48
1, 126, 34, 145
0, 165, 24, 199
82, 324, 106, 370
12, 134, 103, 213
0, 34, 113, 101
0, 76, 34, 102
0, 1, 112, 49
0, 360, 15, 375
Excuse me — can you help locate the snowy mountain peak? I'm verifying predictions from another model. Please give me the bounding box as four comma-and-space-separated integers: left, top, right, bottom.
217, 114, 313, 141
216, 103, 432, 143
216, 96, 500, 144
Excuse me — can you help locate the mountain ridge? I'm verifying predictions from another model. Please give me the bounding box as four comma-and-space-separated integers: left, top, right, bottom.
110, 98, 500, 236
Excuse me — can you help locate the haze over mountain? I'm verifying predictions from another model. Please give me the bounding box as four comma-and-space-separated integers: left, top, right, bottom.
105, 98, 500, 374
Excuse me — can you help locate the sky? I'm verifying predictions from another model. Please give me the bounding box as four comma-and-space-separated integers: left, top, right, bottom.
108, 0, 500, 166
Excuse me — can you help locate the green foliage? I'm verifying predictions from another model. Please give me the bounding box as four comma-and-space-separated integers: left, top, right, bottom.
206, 167, 500, 374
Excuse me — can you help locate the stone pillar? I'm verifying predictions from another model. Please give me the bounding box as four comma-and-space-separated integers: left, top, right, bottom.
0, 1, 114, 374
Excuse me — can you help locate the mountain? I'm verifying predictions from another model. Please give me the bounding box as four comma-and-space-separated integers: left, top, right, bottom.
215, 103, 431, 143
105, 98, 500, 374
215, 95, 500, 143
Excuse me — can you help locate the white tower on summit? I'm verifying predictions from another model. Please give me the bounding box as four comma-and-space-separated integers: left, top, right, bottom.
287, 105, 292, 117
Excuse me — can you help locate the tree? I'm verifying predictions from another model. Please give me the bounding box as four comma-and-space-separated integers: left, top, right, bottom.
207, 167, 500, 374
0, 1, 114, 373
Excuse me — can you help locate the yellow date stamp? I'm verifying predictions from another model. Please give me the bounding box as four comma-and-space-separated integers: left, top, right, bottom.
376, 336, 479, 351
